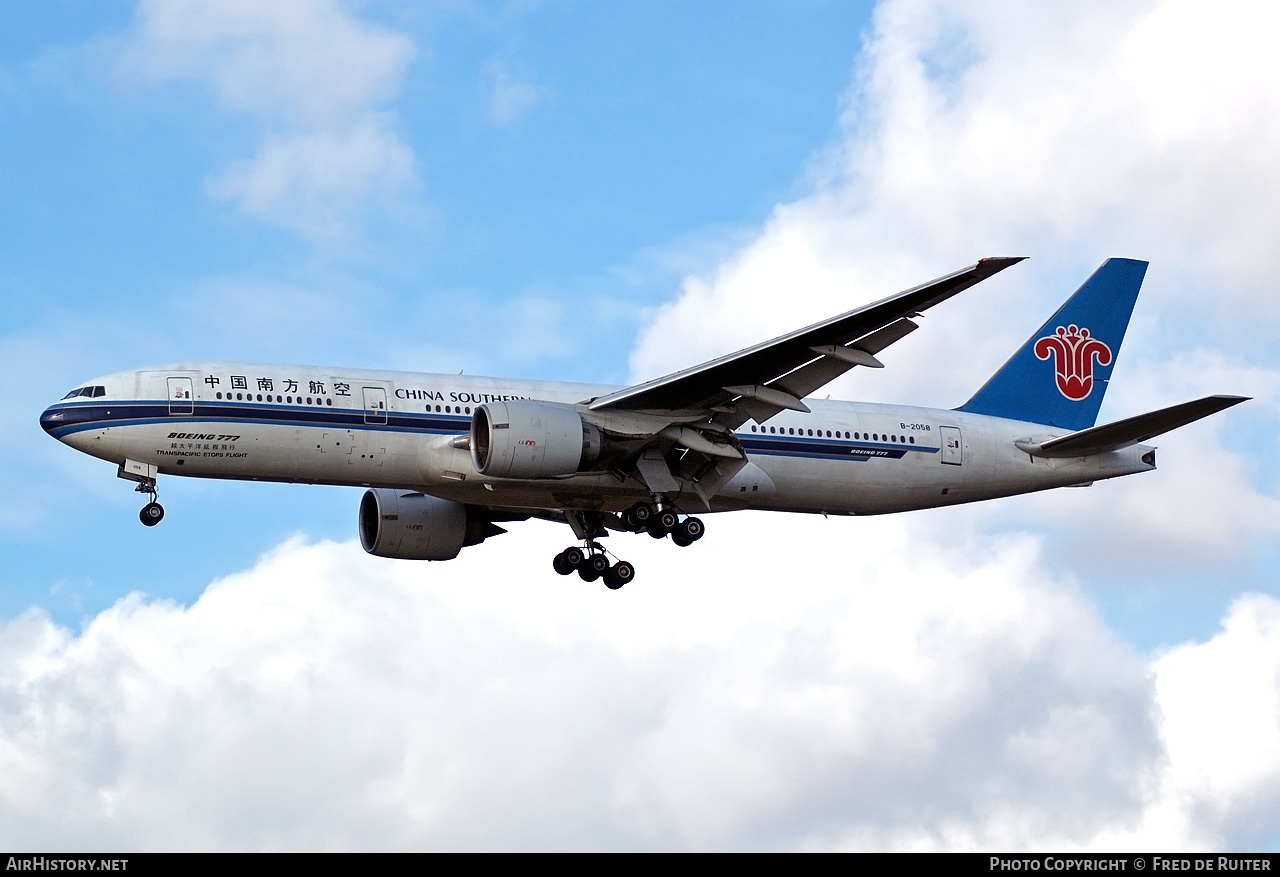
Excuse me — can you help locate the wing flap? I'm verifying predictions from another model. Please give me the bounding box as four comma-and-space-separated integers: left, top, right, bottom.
1015, 395, 1249, 458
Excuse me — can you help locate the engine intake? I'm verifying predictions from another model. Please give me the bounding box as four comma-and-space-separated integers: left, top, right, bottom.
359, 489, 502, 560
470, 400, 602, 479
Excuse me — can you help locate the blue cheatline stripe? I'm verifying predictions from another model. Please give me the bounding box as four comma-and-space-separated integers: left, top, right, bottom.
44, 400, 473, 438
739, 435, 936, 460
45, 401, 938, 462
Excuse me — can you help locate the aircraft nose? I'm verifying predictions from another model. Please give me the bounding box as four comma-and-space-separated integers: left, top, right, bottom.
40, 405, 66, 435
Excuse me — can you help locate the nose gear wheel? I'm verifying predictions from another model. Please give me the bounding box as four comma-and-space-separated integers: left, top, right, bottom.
135, 478, 164, 527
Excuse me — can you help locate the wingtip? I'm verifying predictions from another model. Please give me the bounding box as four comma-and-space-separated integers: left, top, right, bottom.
976, 256, 1028, 271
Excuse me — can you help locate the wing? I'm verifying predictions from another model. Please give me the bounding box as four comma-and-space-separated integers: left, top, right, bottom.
587, 256, 1024, 427
574, 257, 1025, 505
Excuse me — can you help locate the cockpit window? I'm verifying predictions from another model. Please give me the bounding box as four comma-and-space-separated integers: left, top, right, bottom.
60, 386, 105, 400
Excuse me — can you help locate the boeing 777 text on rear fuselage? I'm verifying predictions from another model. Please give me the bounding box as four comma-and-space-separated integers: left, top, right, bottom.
41, 258, 1246, 589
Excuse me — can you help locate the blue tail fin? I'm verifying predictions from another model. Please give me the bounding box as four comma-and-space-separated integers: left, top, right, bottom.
958, 258, 1148, 431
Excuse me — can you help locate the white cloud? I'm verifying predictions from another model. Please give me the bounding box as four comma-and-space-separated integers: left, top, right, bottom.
1145, 594, 1280, 849
485, 60, 553, 127
586, 0, 1280, 847
629, 0, 1280, 572
2, 517, 1277, 850
632, 0, 1280, 384
205, 116, 415, 239
131, 0, 411, 125
125, 0, 417, 239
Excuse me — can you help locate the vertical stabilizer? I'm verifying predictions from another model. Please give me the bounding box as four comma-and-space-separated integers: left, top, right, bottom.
958, 258, 1148, 431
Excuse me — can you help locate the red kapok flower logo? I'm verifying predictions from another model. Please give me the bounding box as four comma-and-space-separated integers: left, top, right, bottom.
1033, 325, 1112, 401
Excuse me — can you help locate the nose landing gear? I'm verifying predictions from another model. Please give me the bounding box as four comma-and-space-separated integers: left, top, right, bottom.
117, 460, 164, 527
136, 480, 164, 527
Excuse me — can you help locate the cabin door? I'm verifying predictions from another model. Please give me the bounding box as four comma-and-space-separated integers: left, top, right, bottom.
167, 377, 194, 415
940, 426, 963, 466
363, 387, 388, 425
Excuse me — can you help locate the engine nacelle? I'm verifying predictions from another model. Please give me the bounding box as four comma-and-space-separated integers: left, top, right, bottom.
470, 400, 603, 479
358, 489, 469, 560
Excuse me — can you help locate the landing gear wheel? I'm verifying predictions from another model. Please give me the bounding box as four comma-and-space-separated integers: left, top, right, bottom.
676, 517, 705, 543
578, 552, 609, 582
646, 519, 669, 539
672, 530, 693, 547
562, 546, 585, 568
623, 501, 652, 531
552, 552, 575, 576
139, 502, 164, 527
603, 560, 635, 590
657, 510, 678, 531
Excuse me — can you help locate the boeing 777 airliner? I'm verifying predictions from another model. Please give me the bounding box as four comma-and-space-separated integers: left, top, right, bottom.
40, 258, 1245, 589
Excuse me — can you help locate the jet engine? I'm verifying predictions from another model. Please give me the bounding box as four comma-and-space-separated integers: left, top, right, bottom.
470, 400, 603, 479
358, 489, 504, 560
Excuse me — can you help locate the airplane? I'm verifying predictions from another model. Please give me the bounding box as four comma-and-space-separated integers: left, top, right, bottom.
40, 257, 1246, 590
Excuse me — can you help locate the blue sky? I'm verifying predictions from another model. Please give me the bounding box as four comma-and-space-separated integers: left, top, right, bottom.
1, 0, 870, 621
3, 0, 1280, 852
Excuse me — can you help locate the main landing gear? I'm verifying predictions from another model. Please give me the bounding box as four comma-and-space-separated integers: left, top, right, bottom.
621, 500, 705, 547
136, 478, 164, 527
552, 545, 636, 590
551, 501, 705, 590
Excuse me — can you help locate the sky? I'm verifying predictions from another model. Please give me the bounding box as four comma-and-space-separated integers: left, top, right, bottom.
2, 0, 1279, 852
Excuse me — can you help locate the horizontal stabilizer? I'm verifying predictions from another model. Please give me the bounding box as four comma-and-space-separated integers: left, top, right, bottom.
1015, 395, 1249, 458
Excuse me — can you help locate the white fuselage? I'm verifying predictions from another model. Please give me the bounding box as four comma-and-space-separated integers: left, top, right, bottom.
40, 361, 1156, 516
